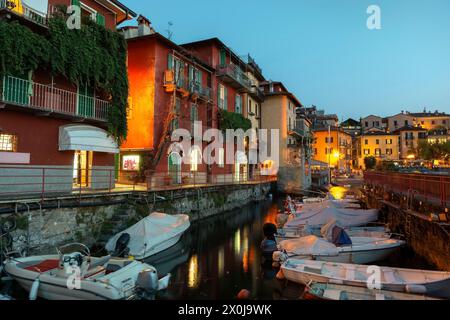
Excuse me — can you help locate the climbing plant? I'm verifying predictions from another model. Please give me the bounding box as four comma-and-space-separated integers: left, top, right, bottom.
0, 15, 129, 142
218, 109, 252, 132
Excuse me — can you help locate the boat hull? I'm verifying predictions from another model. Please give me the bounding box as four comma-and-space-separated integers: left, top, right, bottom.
282, 260, 450, 299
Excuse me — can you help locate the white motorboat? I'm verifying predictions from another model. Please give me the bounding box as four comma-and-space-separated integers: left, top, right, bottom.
281, 259, 450, 299
275, 226, 390, 242
303, 282, 441, 300
274, 235, 405, 264
4, 243, 170, 300
284, 206, 378, 229
0, 293, 14, 300
106, 212, 190, 260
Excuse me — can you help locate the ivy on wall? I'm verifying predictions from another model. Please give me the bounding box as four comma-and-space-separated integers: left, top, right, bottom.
0, 15, 129, 142
218, 109, 252, 132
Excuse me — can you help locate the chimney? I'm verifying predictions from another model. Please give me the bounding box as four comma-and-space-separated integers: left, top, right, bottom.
137, 15, 154, 37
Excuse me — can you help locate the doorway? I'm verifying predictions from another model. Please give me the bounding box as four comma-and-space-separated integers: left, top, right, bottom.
73, 150, 93, 188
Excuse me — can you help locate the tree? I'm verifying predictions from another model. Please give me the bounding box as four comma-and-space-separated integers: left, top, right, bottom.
418, 140, 450, 164
364, 156, 377, 170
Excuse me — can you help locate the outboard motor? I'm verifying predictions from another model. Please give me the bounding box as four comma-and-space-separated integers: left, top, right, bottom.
113, 233, 131, 257
261, 223, 278, 260
136, 268, 159, 299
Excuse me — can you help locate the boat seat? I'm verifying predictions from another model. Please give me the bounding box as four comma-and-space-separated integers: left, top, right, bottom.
88, 255, 111, 269
84, 266, 106, 279
375, 294, 386, 300
323, 289, 342, 300
24, 260, 59, 273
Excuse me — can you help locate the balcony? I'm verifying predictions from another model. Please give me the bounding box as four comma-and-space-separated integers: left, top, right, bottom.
189, 81, 212, 101
0, 0, 48, 26
1, 75, 110, 122
248, 86, 264, 102
216, 64, 252, 92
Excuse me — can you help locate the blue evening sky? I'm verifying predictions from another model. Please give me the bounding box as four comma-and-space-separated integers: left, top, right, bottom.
121, 0, 450, 121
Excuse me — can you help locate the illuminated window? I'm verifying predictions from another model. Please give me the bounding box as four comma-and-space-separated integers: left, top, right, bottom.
218, 148, 225, 168
122, 155, 140, 171
364, 149, 370, 155
190, 147, 202, 172
386, 149, 393, 155
375, 148, 381, 155
0, 133, 18, 152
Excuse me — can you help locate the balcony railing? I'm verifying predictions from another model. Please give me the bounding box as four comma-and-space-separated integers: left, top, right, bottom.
216, 64, 252, 91
249, 86, 265, 101
189, 81, 212, 101
0, 0, 48, 25
1, 75, 110, 121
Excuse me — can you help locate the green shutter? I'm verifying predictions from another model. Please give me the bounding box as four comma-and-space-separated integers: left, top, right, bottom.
78, 83, 94, 118
168, 53, 173, 70
197, 71, 202, 87
96, 13, 105, 27
188, 66, 194, 90
217, 84, 221, 109
224, 87, 228, 111
220, 49, 226, 66
71, 0, 81, 6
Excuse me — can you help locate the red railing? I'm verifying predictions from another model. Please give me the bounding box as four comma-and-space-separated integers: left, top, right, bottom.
0, 166, 276, 201
364, 171, 449, 207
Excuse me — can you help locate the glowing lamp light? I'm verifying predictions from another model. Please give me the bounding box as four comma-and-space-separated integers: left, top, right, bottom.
407, 154, 415, 160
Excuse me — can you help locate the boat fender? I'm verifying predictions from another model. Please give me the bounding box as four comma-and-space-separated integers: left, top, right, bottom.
136, 268, 159, 295
276, 269, 285, 280
29, 277, 40, 301
405, 284, 427, 294
157, 273, 171, 291
272, 251, 288, 263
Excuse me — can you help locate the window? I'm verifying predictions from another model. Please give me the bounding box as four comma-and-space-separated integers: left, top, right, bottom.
386, 139, 393, 145
255, 104, 259, 117
365, 139, 369, 145
394, 120, 398, 127
386, 149, 393, 155
218, 148, 225, 167
190, 147, 202, 172
421, 121, 425, 125
314, 148, 318, 155
365, 122, 369, 127
325, 137, 334, 144
0, 133, 17, 152
190, 104, 198, 134
364, 149, 370, 155
375, 148, 381, 155
376, 139, 380, 145
218, 84, 227, 110
404, 120, 409, 126
235, 94, 242, 114
171, 98, 181, 131
374, 121, 380, 127
432, 120, 435, 125
248, 99, 252, 114
325, 148, 333, 155
189, 66, 202, 90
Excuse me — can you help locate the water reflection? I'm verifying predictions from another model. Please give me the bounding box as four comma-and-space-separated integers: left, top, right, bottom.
153, 200, 288, 300
329, 186, 347, 200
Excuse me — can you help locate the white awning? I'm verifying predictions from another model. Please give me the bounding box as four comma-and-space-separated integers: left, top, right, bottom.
59, 125, 119, 154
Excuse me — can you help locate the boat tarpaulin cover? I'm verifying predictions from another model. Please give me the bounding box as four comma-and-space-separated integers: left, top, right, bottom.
331, 227, 352, 247
105, 212, 190, 258
278, 235, 339, 257
285, 206, 378, 228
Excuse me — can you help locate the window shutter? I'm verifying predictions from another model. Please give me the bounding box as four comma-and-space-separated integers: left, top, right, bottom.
197, 70, 202, 87
96, 13, 105, 27
189, 66, 194, 87
168, 53, 173, 70
71, 0, 81, 6
224, 87, 228, 111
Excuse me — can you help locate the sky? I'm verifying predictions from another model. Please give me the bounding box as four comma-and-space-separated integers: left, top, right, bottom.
121, 0, 450, 121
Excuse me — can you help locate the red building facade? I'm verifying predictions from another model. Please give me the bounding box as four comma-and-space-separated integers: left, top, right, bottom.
120, 31, 255, 186
0, 0, 135, 197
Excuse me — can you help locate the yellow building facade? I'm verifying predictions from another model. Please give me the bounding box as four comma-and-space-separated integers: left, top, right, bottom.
313, 128, 352, 172
357, 132, 400, 169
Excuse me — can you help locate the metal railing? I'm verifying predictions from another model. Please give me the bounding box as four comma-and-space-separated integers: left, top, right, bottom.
249, 86, 264, 101
364, 171, 449, 207
1, 75, 111, 121
0, 0, 48, 25
189, 81, 212, 100
0, 166, 277, 201
216, 64, 252, 90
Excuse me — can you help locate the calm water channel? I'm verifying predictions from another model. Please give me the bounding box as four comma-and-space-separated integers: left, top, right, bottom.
2, 192, 435, 300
